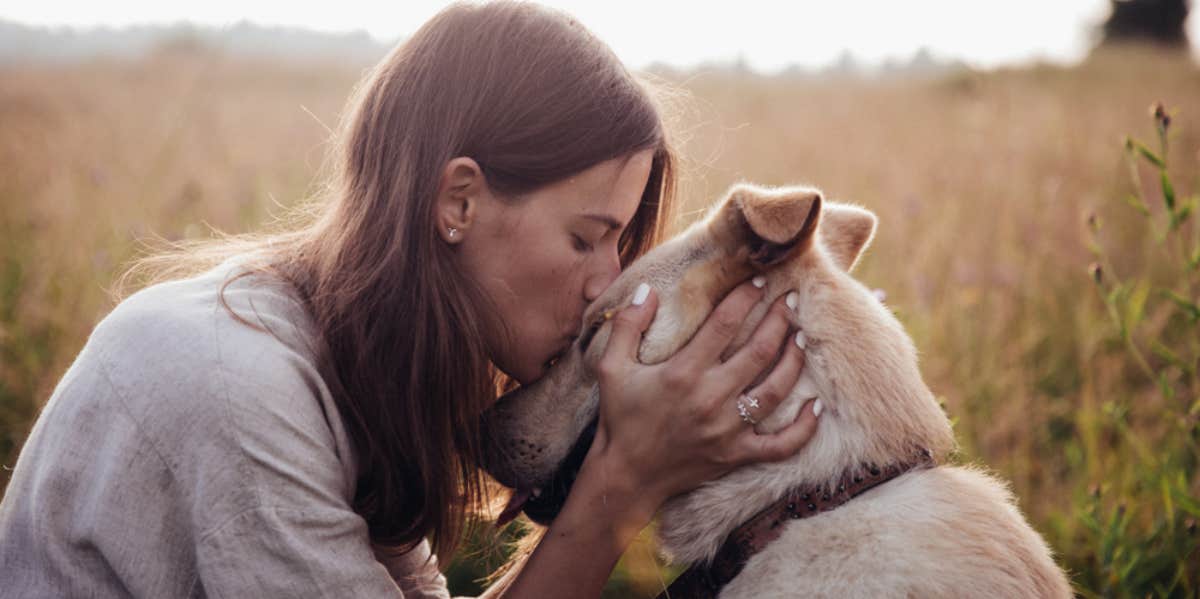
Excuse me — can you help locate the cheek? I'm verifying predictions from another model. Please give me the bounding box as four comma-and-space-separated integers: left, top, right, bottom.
511, 256, 587, 327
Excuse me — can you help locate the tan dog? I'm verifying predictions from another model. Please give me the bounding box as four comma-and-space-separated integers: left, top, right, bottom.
483, 184, 1072, 597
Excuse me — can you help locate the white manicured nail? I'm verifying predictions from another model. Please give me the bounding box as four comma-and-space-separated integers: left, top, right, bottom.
752, 276, 766, 288
813, 399, 823, 417
795, 330, 807, 349
786, 291, 799, 310
632, 283, 651, 306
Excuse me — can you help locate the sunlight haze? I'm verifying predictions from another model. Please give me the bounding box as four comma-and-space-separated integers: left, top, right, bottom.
6, 0, 1195, 71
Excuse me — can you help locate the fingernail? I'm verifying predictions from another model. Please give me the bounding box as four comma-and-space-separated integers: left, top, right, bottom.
632, 283, 651, 306
813, 398, 823, 417
752, 275, 766, 289
786, 291, 799, 310
795, 330, 807, 349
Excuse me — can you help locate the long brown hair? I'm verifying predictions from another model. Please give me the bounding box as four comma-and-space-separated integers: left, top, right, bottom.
123, 1, 676, 561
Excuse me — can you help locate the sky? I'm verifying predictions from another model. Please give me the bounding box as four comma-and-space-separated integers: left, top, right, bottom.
4, 1, 1197, 72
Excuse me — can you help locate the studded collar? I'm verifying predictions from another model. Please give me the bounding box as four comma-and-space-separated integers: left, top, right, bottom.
655, 449, 936, 599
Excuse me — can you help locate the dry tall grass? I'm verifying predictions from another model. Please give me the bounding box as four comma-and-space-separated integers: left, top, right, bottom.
1, 46, 1197, 596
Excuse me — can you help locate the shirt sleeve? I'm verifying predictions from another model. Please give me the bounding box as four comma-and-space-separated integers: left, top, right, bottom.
185, 377, 452, 597
197, 505, 409, 598
181, 287, 450, 598
375, 540, 452, 599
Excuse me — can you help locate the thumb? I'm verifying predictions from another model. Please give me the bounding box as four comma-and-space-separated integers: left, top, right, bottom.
603, 283, 658, 364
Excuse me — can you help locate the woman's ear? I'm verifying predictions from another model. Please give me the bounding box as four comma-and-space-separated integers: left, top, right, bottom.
436, 157, 487, 244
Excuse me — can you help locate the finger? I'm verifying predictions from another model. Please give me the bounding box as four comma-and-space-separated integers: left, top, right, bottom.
738, 397, 821, 463
673, 279, 765, 370
739, 331, 807, 421
599, 283, 658, 368
713, 295, 795, 395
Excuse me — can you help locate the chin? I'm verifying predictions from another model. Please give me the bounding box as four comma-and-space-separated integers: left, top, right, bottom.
488, 353, 537, 387
504, 362, 545, 388
497, 338, 568, 386
516, 350, 566, 386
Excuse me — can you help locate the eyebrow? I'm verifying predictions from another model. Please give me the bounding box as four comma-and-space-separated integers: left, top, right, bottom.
582, 213, 623, 231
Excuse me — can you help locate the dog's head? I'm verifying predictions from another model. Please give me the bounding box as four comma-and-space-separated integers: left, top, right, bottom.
481, 183, 877, 525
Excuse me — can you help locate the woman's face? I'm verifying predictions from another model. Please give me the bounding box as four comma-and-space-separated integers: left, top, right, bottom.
458, 149, 654, 386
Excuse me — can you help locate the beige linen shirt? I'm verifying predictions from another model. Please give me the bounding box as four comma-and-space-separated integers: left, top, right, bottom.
0, 260, 451, 598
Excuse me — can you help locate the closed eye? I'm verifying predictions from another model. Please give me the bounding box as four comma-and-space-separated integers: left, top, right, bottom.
571, 234, 594, 253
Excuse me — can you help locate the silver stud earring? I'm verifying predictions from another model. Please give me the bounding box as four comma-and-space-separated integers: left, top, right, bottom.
447, 227, 458, 239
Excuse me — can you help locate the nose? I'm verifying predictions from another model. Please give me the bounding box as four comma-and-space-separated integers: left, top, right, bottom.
583, 249, 622, 303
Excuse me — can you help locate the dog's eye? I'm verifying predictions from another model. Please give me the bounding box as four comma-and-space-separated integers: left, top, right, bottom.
578, 310, 612, 352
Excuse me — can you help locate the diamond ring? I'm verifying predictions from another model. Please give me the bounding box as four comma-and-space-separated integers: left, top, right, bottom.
736, 394, 760, 425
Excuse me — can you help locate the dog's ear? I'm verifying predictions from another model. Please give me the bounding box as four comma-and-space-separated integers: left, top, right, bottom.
820, 203, 877, 271
721, 184, 822, 268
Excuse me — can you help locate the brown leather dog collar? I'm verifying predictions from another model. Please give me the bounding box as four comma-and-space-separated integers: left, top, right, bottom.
656, 449, 936, 599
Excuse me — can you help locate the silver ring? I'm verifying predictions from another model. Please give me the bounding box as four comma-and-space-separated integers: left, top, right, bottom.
736, 394, 760, 425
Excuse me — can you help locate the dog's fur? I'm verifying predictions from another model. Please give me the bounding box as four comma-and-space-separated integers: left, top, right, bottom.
482, 184, 1072, 597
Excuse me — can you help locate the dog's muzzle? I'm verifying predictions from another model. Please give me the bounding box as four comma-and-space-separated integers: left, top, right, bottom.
519, 417, 598, 525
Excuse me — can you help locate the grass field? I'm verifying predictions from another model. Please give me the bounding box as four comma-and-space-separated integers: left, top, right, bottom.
1, 45, 1197, 596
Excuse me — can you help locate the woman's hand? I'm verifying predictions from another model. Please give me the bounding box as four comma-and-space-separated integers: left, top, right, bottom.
498, 280, 818, 599
584, 279, 820, 517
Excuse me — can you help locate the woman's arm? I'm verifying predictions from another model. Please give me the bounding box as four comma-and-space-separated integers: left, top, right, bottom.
485, 451, 655, 598
490, 282, 820, 597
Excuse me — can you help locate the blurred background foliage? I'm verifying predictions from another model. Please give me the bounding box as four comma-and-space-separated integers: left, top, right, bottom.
2, 2, 1200, 596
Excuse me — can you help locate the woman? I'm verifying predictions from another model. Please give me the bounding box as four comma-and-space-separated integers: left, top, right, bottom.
0, 3, 818, 597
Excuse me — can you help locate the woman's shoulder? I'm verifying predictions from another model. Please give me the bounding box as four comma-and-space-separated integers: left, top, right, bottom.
84, 259, 359, 504
94, 259, 318, 385
88, 259, 340, 452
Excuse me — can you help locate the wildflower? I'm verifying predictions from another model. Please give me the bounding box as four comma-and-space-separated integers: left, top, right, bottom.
1151, 102, 1170, 131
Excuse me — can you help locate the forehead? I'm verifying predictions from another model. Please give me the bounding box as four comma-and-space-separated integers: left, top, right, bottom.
535, 151, 652, 222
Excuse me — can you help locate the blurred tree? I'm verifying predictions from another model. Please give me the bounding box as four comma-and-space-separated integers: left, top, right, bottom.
1100, 0, 1191, 47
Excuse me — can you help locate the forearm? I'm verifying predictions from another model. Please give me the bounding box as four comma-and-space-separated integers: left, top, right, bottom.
491, 450, 658, 598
